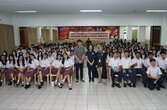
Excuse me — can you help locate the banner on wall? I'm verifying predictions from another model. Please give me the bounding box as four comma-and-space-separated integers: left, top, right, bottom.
58, 26, 120, 40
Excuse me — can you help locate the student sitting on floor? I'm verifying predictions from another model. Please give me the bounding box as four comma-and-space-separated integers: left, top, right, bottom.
147, 59, 163, 91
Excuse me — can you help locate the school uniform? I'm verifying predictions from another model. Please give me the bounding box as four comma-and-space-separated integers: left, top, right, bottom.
40, 59, 50, 76
157, 57, 167, 83
62, 59, 74, 76
102, 52, 107, 79
146, 66, 163, 90
25, 59, 39, 78
121, 57, 133, 84
108, 58, 122, 85
0, 62, 7, 75
131, 58, 147, 86
95, 51, 103, 67
15, 61, 27, 76
85, 50, 96, 81
51, 60, 63, 74
5, 61, 16, 77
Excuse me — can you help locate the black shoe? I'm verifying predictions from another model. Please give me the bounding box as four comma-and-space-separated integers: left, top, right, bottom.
133, 84, 136, 88
160, 85, 166, 89
58, 84, 62, 88
89, 79, 91, 82
38, 85, 42, 89
112, 84, 115, 87
25, 85, 28, 89
116, 83, 121, 88
92, 79, 94, 82
124, 83, 127, 87
144, 84, 147, 88
128, 83, 132, 87
41, 81, 44, 86
0, 81, 2, 87
156, 86, 160, 91
8, 81, 12, 86
76, 80, 79, 83
69, 87, 72, 90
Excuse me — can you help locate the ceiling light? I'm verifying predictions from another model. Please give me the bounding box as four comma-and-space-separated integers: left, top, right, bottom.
16, 10, 38, 13
146, 10, 167, 12
80, 10, 103, 13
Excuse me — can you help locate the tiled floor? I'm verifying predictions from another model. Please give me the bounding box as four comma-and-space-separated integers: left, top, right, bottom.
0, 68, 167, 110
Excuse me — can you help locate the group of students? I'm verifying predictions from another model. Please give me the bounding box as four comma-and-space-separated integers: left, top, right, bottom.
0, 39, 167, 91
85, 39, 167, 91
0, 43, 75, 90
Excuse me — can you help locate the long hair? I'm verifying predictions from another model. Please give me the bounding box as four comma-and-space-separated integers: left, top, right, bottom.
9, 54, 15, 65
17, 55, 25, 66
37, 51, 43, 61
0, 55, 7, 65
62, 53, 69, 65
29, 54, 36, 64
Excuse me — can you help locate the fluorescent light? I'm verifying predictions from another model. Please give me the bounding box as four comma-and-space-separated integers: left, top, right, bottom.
146, 10, 167, 12
16, 10, 38, 13
80, 10, 103, 13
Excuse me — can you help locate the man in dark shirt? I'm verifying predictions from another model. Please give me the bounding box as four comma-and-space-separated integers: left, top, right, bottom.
74, 40, 85, 82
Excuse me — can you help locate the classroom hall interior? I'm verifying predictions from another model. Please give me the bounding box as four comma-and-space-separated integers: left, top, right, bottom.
0, 0, 167, 110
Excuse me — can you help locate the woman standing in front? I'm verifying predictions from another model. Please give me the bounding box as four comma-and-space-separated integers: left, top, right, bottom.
85, 44, 96, 82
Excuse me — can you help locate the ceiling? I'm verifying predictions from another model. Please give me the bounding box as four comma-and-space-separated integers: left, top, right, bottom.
0, 0, 167, 14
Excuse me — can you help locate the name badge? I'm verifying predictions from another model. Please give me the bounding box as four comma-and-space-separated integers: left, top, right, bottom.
114, 66, 118, 71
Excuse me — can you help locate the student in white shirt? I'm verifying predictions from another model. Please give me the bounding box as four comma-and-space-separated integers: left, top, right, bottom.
121, 51, 133, 87
39, 53, 50, 87
15, 54, 27, 87
147, 59, 163, 90
5, 54, 16, 85
131, 52, 147, 87
0, 55, 7, 86
144, 51, 157, 68
51, 54, 63, 88
61, 53, 74, 90
108, 51, 122, 88
24, 54, 39, 89
157, 51, 167, 89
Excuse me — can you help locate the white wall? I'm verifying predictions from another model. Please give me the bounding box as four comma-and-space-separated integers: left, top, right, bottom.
0, 14, 12, 24
8, 13, 167, 46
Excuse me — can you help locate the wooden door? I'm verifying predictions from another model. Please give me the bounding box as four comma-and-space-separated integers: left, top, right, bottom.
150, 26, 161, 49
132, 29, 137, 41
0, 24, 15, 54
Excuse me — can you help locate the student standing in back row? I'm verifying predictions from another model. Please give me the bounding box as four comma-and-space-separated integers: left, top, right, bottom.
74, 40, 85, 83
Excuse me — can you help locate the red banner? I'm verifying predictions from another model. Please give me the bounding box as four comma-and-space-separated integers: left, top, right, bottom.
58, 26, 120, 40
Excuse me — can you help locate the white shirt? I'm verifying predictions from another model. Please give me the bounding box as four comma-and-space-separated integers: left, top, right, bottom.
40, 59, 50, 68
0, 62, 7, 68
51, 60, 63, 68
28, 59, 39, 69
132, 58, 144, 69
6, 61, 15, 68
146, 66, 162, 78
16, 61, 27, 69
121, 57, 131, 69
63, 59, 74, 68
144, 58, 157, 68
108, 58, 121, 70
157, 57, 167, 70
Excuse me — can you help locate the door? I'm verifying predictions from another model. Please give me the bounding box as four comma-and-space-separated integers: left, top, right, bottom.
150, 26, 161, 49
